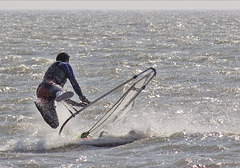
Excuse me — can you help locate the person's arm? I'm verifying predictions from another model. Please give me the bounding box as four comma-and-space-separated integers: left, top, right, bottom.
60, 63, 90, 103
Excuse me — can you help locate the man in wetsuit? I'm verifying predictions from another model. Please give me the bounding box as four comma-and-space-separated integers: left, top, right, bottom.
35, 52, 90, 128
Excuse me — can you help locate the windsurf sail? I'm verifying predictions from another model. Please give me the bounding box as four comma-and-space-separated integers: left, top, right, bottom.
59, 67, 156, 137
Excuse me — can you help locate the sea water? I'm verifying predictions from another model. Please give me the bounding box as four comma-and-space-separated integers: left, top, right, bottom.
1, 10, 240, 167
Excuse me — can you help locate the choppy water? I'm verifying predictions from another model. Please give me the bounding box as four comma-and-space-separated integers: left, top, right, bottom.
1, 10, 240, 167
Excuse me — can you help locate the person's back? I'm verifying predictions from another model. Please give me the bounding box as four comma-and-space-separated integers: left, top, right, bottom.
43, 61, 68, 87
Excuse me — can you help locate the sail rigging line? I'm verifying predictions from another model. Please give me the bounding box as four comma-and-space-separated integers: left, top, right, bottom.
59, 67, 156, 135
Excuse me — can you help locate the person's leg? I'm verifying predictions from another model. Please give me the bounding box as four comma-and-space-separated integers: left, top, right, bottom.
36, 82, 60, 128
49, 83, 74, 102
34, 100, 59, 128
55, 90, 74, 102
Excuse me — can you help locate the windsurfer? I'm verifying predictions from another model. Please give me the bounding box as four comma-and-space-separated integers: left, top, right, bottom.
35, 52, 90, 128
